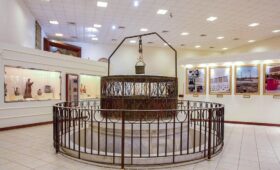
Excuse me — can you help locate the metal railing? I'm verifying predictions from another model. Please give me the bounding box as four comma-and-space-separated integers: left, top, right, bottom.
53, 100, 224, 169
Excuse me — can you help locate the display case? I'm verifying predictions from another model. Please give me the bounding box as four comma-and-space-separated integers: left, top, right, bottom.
209, 66, 232, 95
186, 67, 206, 95
79, 74, 101, 99
263, 63, 280, 95
4, 66, 61, 102
235, 65, 260, 95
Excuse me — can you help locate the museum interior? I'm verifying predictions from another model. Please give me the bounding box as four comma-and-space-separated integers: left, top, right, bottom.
0, 0, 280, 170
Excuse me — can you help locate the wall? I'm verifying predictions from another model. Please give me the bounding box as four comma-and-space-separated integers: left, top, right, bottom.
0, 0, 36, 48
0, 43, 107, 128
179, 51, 280, 124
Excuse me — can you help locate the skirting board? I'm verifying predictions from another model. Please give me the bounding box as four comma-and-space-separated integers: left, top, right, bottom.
0, 120, 279, 131
0, 121, 52, 131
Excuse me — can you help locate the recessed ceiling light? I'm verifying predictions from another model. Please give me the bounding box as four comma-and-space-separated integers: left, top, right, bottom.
140, 28, 148, 32
248, 23, 259, 27
41, 0, 50, 2
157, 9, 168, 15
272, 29, 280, 33
206, 16, 218, 22
248, 40, 256, 43
85, 27, 98, 32
49, 20, 59, 25
94, 24, 102, 28
195, 45, 201, 48
133, 1, 139, 7
222, 47, 228, 50
164, 43, 168, 46
97, 1, 108, 8
216, 36, 224, 40
181, 32, 189, 36
130, 40, 136, 43
55, 33, 63, 37
92, 37, 98, 41
88, 34, 96, 37
112, 25, 116, 30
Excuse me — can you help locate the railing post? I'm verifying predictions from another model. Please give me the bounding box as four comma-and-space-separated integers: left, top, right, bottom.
54, 106, 60, 153
208, 108, 213, 159
121, 111, 125, 169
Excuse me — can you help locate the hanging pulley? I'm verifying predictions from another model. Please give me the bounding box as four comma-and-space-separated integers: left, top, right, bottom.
135, 36, 146, 74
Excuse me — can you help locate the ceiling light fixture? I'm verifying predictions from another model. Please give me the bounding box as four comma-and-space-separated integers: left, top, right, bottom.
181, 32, 189, 36
112, 25, 116, 30
92, 37, 98, 41
248, 23, 259, 27
248, 40, 256, 43
133, 1, 139, 7
130, 40, 136, 43
272, 30, 280, 33
164, 43, 168, 46
140, 28, 148, 32
157, 9, 168, 15
206, 16, 218, 22
97, 1, 108, 8
85, 27, 98, 32
195, 45, 201, 48
217, 36, 224, 40
94, 24, 102, 28
55, 33, 63, 37
222, 47, 228, 50
49, 20, 59, 25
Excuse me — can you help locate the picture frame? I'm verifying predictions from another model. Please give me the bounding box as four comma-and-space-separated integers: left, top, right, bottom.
234, 65, 260, 95
209, 66, 232, 95
263, 63, 280, 95
186, 67, 206, 95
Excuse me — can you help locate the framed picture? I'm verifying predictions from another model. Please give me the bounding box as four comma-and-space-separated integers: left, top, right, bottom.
263, 63, 280, 95
209, 67, 232, 95
235, 65, 260, 95
186, 67, 206, 95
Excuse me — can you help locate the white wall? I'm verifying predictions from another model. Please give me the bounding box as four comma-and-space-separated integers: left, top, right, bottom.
179, 51, 280, 124
0, 0, 36, 48
0, 43, 107, 128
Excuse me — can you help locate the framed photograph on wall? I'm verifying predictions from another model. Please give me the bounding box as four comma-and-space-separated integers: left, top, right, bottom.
235, 65, 260, 95
263, 63, 280, 95
209, 67, 232, 95
186, 67, 206, 95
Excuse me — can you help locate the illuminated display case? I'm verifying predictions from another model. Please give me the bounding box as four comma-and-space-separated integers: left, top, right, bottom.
79, 74, 100, 99
4, 66, 61, 102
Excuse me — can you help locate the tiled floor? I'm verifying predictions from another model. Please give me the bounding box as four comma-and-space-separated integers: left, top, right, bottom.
0, 124, 280, 170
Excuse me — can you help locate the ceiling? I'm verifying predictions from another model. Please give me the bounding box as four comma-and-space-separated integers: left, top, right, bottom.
24, 0, 280, 51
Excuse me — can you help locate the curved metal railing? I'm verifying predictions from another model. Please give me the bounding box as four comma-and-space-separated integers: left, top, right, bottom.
53, 100, 224, 168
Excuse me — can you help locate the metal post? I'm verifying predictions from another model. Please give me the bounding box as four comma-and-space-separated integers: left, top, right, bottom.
121, 111, 125, 169
208, 108, 213, 159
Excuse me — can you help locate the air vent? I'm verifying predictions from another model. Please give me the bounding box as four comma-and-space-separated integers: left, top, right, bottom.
67, 22, 76, 25
162, 30, 169, 33
209, 46, 215, 48
147, 41, 153, 44
200, 34, 207, 37
118, 26, 125, 29
233, 38, 240, 40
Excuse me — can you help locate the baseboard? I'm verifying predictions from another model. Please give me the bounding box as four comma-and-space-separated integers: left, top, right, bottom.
0, 121, 53, 131
224, 120, 280, 127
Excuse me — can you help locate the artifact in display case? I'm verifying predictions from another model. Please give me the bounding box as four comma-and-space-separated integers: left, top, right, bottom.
44, 38, 81, 57
80, 75, 101, 99
264, 63, 280, 95
186, 67, 206, 95
235, 65, 260, 95
4, 66, 61, 102
209, 67, 231, 95
66, 74, 79, 103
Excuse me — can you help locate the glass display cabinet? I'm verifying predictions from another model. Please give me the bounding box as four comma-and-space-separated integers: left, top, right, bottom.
79, 74, 100, 100
4, 66, 61, 102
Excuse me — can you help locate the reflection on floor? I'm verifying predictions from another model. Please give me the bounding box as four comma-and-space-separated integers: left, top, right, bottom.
0, 124, 280, 170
